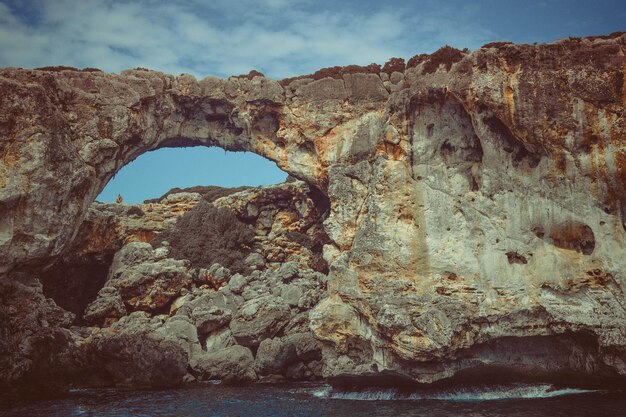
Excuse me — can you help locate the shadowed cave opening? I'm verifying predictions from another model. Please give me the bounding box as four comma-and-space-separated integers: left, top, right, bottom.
40, 147, 331, 317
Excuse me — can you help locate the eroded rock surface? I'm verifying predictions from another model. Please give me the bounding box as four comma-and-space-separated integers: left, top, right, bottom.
1, 33, 626, 396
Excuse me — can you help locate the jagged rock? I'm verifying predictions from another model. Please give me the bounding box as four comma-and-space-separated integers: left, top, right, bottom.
194, 345, 257, 383
227, 273, 248, 294
230, 295, 291, 347
280, 284, 303, 306
83, 286, 126, 323
104, 243, 193, 312
277, 262, 299, 282
0, 275, 76, 398
78, 312, 189, 388
204, 327, 237, 351
193, 306, 232, 335
207, 263, 231, 287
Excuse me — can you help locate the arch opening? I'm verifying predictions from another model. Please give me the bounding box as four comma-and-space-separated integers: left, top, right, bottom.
97, 147, 288, 204
40, 146, 330, 317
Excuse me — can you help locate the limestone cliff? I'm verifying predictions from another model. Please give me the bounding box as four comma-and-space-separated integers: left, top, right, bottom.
1, 33, 626, 395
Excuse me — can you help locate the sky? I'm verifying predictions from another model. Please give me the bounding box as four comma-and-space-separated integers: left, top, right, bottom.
1, 0, 624, 202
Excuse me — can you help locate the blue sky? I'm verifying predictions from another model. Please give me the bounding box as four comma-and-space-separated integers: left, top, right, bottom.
98, 147, 288, 203
1, 0, 624, 203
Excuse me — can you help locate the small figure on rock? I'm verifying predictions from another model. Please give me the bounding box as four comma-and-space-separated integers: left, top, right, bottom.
116, 194, 123, 204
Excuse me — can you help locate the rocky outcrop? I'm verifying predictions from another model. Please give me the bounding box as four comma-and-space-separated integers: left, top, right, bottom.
39, 193, 201, 315
1, 33, 626, 395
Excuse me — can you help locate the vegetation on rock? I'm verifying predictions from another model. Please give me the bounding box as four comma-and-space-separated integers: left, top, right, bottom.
152, 201, 255, 273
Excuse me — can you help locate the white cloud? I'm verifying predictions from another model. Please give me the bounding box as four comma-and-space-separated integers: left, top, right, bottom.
0, 0, 495, 79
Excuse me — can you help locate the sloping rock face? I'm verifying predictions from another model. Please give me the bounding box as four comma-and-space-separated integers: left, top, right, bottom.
1, 33, 626, 393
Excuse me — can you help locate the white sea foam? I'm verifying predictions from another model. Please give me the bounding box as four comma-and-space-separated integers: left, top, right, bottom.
311, 384, 597, 402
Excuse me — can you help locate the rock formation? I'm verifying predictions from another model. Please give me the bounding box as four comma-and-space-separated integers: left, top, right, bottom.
1, 32, 626, 397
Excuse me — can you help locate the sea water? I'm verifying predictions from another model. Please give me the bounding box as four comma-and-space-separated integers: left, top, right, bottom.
1, 383, 625, 417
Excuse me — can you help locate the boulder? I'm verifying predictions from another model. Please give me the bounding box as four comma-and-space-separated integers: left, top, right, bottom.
283, 332, 323, 361
83, 286, 126, 324
255, 338, 297, 375
194, 345, 257, 383
244, 252, 265, 270
230, 295, 291, 346
227, 273, 248, 294
78, 312, 189, 388
277, 262, 299, 282
154, 316, 203, 366
193, 306, 232, 335
280, 284, 303, 306
207, 263, 231, 288
104, 243, 193, 312
204, 327, 237, 351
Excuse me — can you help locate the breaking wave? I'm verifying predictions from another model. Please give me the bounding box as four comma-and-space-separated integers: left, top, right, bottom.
312, 383, 597, 402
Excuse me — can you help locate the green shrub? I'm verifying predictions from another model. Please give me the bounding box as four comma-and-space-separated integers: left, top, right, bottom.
152, 201, 255, 273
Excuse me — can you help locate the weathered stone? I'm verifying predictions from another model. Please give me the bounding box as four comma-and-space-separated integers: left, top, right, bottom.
193, 306, 232, 335
77, 312, 189, 389
277, 262, 299, 282
194, 345, 257, 383
0, 275, 76, 397
83, 286, 126, 323
104, 243, 193, 312
2, 33, 626, 392
154, 316, 203, 367
280, 284, 303, 306
204, 327, 237, 351
283, 332, 323, 362
244, 252, 265, 269
207, 263, 231, 287
255, 338, 297, 375
227, 273, 248, 294
230, 295, 291, 347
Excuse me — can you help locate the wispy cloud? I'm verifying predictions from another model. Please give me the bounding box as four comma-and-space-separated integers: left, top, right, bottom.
0, 0, 494, 79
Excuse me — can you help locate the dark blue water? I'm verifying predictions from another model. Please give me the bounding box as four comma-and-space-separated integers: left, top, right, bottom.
1, 383, 625, 417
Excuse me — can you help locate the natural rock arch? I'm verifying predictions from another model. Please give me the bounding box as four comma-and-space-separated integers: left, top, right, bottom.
2, 33, 626, 387
0, 70, 322, 273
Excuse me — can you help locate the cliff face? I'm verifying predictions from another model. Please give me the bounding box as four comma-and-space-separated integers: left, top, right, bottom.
1, 33, 626, 393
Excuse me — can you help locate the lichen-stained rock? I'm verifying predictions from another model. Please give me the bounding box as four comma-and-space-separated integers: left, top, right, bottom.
1, 33, 626, 390
212, 181, 330, 272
